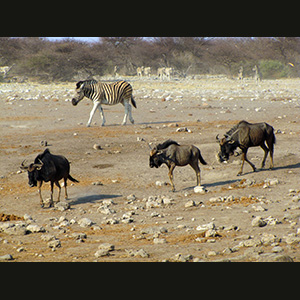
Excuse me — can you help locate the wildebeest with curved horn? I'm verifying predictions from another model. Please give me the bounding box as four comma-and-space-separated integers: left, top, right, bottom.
216, 120, 275, 176
20, 148, 79, 208
149, 139, 207, 192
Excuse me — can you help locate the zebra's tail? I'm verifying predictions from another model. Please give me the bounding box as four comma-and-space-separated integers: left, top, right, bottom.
131, 96, 137, 108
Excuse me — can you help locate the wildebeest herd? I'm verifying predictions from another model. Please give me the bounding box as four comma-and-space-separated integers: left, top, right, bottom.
20, 79, 276, 207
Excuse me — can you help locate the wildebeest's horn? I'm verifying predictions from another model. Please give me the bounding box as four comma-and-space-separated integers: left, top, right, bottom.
216, 134, 220, 142
33, 159, 44, 170
20, 159, 29, 170
148, 143, 153, 150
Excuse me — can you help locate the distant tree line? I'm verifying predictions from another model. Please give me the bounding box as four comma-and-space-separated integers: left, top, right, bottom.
0, 37, 299, 82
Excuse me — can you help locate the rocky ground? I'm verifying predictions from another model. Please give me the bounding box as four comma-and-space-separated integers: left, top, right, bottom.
0, 76, 300, 262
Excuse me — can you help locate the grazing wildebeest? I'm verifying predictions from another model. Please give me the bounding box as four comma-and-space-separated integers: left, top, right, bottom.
216, 120, 275, 176
149, 139, 207, 192
20, 148, 79, 208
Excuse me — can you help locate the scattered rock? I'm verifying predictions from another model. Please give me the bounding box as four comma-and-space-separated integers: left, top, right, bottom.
251, 216, 267, 227
78, 218, 93, 227
153, 238, 167, 244
176, 127, 192, 133
155, 181, 167, 187
194, 186, 207, 194
98, 243, 115, 252
125, 248, 149, 258
26, 224, 45, 233
48, 239, 61, 249
55, 201, 70, 211
185, 200, 196, 208
252, 205, 267, 212
95, 249, 110, 257
93, 144, 102, 150
0, 254, 13, 261
170, 253, 193, 262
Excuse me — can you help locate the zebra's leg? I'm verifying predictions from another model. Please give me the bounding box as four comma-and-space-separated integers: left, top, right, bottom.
97, 104, 106, 126
128, 103, 134, 124
121, 101, 129, 125
87, 102, 99, 127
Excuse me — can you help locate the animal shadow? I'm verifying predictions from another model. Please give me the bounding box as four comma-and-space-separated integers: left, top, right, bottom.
70, 194, 121, 205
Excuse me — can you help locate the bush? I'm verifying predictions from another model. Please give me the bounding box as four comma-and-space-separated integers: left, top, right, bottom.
259, 60, 289, 79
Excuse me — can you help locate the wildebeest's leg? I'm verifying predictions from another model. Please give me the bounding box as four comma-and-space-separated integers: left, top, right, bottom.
238, 149, 256, 176
87, 102, 99, 127
54, 181, 61, 203
168, 164, 176, 192
97, 104, 106, 126
190, 161, 201, 186
37, 181, 44, 208
63, 177, 68, 200
49, 181, 54, 207
260, 142, 269, 169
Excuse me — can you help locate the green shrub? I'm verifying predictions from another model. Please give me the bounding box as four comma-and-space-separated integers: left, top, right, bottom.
259, 60, 289, 79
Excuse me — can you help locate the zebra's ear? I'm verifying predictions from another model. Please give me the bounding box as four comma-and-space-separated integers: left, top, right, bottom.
76, 81, 84, 90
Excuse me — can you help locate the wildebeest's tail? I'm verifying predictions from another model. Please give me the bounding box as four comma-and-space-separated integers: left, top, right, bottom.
198, 150, 207, 165
68, 175, 79, 183
266, 123, 276, 145
131, 95, 137, 108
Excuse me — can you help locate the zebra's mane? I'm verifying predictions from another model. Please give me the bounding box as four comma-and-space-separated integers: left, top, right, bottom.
76, 79, 98, 89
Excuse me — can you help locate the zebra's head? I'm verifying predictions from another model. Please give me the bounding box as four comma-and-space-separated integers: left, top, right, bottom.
72, 80, 97, 106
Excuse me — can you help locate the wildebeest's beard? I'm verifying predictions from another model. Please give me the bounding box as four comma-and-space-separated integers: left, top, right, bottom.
149, 155, 163, 168
218, 143, 237, 162
27, 169, 38, 187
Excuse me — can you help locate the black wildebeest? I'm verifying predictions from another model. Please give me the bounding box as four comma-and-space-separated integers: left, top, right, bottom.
149, 139, 207, 192
20, 148, 79, 208
216, 120, 275, 176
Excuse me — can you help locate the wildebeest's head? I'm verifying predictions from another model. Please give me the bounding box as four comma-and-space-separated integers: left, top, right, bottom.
149, 147, 164, 168
216, 134, 237, 163
20, 160, 43, 187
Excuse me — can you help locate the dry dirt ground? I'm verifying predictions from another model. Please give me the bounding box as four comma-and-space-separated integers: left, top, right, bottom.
1, 76, 300, 262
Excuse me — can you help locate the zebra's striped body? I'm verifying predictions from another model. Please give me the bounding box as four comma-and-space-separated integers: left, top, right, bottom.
72, 79, 137, 127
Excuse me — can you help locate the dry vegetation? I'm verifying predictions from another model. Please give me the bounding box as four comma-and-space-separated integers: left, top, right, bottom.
1, 37, 299, 81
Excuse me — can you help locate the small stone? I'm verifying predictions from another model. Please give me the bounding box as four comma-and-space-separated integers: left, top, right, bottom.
41, 234, 57, 242
78, 217, 93, 227
251, 216, 267, 227
26, 224, 46, 233
127, 194, 136, 201
153, 238, 167, 244
185, 200, 195, 208
272, 246, 284, 253
194, 186, 207, 194
95, 249, 110, 257
0, 254, 13, 261
98, 243, 115, 252
125, 249, 149, 258
48, 239, 61, 249
55, 201, 70, 211
93, 144, 102, 150
252, 205, 267, 212
155, 181, 167, 187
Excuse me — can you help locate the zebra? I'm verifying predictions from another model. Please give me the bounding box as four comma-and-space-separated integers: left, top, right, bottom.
72, 79, 137, 127
252, 65, 262, 83
237, 66, 244, 80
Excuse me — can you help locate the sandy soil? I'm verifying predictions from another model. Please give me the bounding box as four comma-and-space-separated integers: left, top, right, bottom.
0, 76, 300, 262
